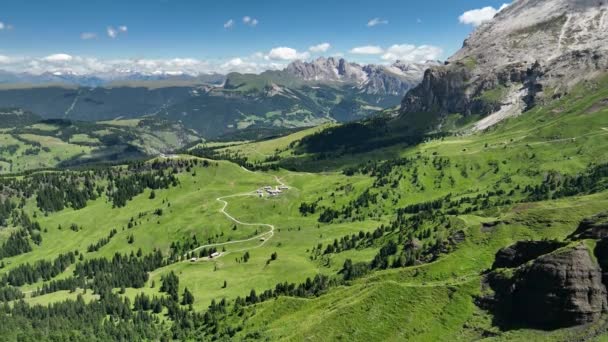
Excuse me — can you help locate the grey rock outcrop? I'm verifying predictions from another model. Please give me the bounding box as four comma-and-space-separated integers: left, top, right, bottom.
492, 240, 567, 269
285, 57, 439, 96
570, 211, 608, 239
401, 0, 608, 129
487, 243, 608, 329
510, 245, 607, 327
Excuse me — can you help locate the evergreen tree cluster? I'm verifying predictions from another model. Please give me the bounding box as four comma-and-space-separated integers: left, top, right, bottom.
525, 163, 608, 201
74, 250, 164, 294
0, 293, 166, 341
0, 198, 15, 226
33, 276, 86, 296
35, 173, 98, 212
108, 171, 178, 208
0, 229, 32, 259
1, 252, 76, 286
160, 271, 180, 301
87, 229, 118, 253
0, 285, 24, 301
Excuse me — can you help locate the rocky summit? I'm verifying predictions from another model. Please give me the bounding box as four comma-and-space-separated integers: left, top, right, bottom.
401, 0, 608, 131
285, 57, 439, 95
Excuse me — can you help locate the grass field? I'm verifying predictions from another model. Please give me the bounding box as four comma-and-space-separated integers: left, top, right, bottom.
1, 77, 608, 340
0, 119, 200, 174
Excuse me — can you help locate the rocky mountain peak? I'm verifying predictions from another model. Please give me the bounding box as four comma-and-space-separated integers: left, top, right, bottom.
401, 0, 608, 130
285, 57, 438, 96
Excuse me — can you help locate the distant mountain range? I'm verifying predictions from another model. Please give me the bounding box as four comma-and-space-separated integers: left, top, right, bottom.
0, 57, 438, 96
0, 57, 438, 138
284, 58, 439, 95
0, 70, 226, 88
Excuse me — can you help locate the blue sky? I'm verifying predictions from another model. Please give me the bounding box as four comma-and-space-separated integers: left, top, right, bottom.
0, 0, 510, 74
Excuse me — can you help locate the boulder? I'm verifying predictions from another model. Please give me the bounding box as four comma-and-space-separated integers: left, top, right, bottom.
492, 244, 608, 328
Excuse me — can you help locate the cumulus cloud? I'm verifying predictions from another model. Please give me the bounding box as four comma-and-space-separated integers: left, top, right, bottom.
349, 45, 384, 55
266, 47, 309, 61
367, 18, 388, 27
459, 3, 509, 26
0, 53, 291, 76
107, 27, 117, 38
107, 25, 128, 38
223, 19, 234, 29
80, 32, 97, 40
380, 44, 443, 62
309, 43, 331, 53
0, 21, 13, 30
243, 16, 258, 27
219, 58, 262, 73
43, 54, 74, 62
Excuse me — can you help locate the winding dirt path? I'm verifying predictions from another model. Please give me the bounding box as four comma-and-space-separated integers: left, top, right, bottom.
182, 175, 286, 260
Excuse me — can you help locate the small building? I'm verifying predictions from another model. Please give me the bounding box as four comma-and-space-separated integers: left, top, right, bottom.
210, 252, 220, 258
189, 257, 197, 262
279, 185, 289, 190
260, 237, 266, 241
264, 186, 272, 190
267, 189, 280, 196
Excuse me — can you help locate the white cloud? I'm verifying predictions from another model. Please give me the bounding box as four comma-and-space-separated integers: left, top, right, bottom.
459, 4, 510, 26
0, 21, 13, 30
349, 45, 384, 55
107, 26, 118, 38
107, 25, 128, 38
309, 42, 331, 53
243, 16, 258, 27
80, 32, 97, 40
218, 54, 287, 74
380, 44, 443, 63
0, 53, 290, 76
43, 54, 74, 62
266, 47, 309, 61
223, 19, 234, 29
367, 18, 388, 27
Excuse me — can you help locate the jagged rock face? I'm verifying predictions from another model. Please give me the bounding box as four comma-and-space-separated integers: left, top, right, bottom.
400, 65, 471, 115
285, 57, 439, 96
594, 238, 608, 287
510, 245, 607, 328
492, 240, 567, 269
401, 0, 608, 126
570, 211, 608, 239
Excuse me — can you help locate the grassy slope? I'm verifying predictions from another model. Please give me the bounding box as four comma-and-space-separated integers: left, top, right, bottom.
1, 77, 608, 339
0, 119, 199, 174
197, 78, 608, 339
2, 158, 383, 310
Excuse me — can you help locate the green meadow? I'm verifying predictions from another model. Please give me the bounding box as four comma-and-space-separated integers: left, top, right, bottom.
1, 76, 608, 340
